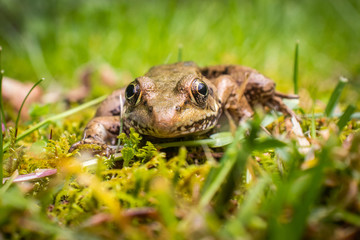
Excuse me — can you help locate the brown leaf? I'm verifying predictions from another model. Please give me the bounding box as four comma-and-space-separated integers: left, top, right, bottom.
2, 77, 43, 120
99, 64, 118, 87
65, 67, 93, 103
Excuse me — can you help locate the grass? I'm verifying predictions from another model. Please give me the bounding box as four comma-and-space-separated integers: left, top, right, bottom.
325, 77, 348, 117
0, 1, 360, 239
293, 41, 299, 95
2, 95, 107, 152
337, 104, 356, 132
0, 46, 4, 186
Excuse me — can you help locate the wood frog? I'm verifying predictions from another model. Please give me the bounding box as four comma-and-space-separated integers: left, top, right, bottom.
69, 61, 297, 153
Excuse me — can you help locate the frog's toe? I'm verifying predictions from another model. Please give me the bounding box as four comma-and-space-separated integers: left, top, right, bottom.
265, 96, 300, 120
69, 139, 114, 156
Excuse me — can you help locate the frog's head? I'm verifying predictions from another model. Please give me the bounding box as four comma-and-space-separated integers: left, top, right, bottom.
123, 62, 222, 138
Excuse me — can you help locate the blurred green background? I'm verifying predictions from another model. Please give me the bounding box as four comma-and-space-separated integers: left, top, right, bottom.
0, 0, 359, 108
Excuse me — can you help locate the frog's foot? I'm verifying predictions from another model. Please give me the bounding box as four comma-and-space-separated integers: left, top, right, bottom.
274, 91, 299, 100
267, 94, 300, 121
69, 138, 115, 157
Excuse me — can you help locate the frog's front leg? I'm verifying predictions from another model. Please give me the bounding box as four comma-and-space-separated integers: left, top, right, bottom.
213, 74, 254, 123
69, 116, 121, 155
69, 89, 125, 155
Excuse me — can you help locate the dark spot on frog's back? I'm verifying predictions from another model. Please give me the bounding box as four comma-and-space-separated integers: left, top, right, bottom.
110, 105, 121, 116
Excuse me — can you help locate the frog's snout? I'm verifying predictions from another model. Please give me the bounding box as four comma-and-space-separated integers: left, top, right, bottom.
151, 107, 179, 134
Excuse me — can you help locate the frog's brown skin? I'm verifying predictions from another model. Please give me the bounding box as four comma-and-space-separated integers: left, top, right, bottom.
69, 62, 297, 153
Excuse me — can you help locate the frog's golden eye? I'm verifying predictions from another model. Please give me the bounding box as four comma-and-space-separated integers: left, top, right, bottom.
191, 78, 209, 107
125, 80, 141, 106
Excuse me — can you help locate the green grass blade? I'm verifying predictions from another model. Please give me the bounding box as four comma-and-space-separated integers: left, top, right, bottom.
324, 77, 348, 117
157, 132, 234, 148
0, 170, 18, 192
293, 41, 299, 94
236, 176, 271, 222
0, 47, 5, 132
0, 110, 2, 186
305, 112, 360, 119
311, 102, 316, 139
0, 46, 3, 186
2, 95, 107, 152
14, 78, 44, 138
199, 126, 247, 208
268, 137, 334, 240
337, 104, 356, 132
177, 44, 183, 62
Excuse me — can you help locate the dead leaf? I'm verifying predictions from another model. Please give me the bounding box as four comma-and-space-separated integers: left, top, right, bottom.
66, 67, 93, 103
2, 77, 43, 120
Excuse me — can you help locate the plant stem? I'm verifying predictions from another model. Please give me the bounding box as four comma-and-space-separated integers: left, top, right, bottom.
14, 78, 44, 138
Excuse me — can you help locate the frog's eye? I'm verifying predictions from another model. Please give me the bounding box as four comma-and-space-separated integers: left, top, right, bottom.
125, 80, 141, 106
191, 78, 209, 107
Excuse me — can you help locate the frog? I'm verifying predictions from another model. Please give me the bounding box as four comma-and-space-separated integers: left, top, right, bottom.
69, 61, 298, 154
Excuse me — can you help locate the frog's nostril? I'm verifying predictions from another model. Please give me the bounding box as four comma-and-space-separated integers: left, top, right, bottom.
148, 106, 153, 113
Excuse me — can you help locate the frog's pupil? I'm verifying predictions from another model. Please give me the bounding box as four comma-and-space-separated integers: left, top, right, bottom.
126, 84, 135, 99
198, 82, 208, 96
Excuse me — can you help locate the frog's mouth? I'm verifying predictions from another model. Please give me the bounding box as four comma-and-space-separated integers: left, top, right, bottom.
123, 112, 221, 138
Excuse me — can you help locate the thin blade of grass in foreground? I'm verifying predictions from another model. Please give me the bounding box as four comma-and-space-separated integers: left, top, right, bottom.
157, 132, 234, 148
0, 46, 4, 186
324, 77, 348, 117
0, 170, 19, 193
0, 47, 5, 132
14, 78, 44, 138
337, 104, 356, 132
199, 112, 286, 216
199, 124, 248, 209
305, 112, 360, 119
2, 95, 107, 151
222, 176, 271, 236
199, 114, 285, 210
293, 41, 299, 95
266, 136, 336, 240
0, 107, 2, 187
200, 122, 282, 209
